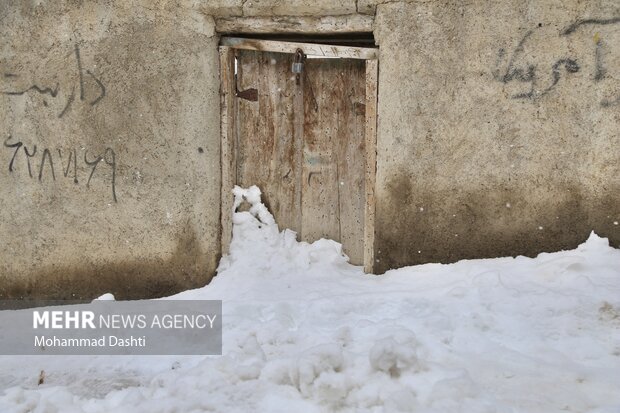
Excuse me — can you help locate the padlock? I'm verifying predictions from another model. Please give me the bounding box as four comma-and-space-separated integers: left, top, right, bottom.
292, 61, 304, 73
292, 49, 305, 85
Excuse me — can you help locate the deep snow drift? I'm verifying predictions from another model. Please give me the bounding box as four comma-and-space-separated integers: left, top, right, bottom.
0, 185, 619, 413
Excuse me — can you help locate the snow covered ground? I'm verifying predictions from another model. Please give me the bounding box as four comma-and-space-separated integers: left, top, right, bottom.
0, 185, 619, 413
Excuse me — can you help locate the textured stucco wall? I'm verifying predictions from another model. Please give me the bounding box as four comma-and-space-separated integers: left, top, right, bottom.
0, 2, 221, 299
2, 0, 619, 295
373, 0, 620, 272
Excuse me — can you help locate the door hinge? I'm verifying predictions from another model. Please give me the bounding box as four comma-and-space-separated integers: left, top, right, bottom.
236, 88, 258, 102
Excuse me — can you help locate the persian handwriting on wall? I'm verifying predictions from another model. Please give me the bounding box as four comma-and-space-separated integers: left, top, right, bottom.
4, 135, 117, 203
493, 17, 620, 106
1, 44, 105, 117
1, 43, 116, 203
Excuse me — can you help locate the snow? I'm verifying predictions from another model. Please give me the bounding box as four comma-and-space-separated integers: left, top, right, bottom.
1, 185, 619, 412
93, 293, 116, 301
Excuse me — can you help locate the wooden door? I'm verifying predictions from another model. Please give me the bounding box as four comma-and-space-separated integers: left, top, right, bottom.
234, 49, 367, 264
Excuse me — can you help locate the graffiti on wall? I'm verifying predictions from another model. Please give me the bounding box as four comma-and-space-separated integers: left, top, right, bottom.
2, 44, 105, 117
493, 17, 620, 106
4, 135, 117, 203
2, 43, 118, 202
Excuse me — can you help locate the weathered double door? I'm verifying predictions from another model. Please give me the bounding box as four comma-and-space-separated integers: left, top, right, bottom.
221, 39, 377, 268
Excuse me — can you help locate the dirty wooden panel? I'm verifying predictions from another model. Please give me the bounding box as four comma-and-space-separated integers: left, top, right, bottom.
222, 37, 378, 60
301, 59, 340, 244
219, 46, 235, 254
363, 59, 378, 273
302, 59, 366, 264
236, 50, 300, 231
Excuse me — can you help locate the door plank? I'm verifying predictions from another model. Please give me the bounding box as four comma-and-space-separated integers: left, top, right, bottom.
338, 60, 367, 265
219, 47, 236, 254
301, 59, 341, 244
236, 50, 301, 232
364, 60, 378, 273
302, 59, 366, 264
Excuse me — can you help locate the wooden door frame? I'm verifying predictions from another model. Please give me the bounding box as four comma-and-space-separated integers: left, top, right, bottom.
219, 37, 379, 273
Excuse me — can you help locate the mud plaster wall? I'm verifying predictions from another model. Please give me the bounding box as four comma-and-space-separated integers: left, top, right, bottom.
373, 1, 620, 272
2, 0, 619, 295
0, 2, 221, 299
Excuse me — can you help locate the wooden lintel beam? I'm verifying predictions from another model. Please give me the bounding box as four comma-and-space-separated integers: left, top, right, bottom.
220, 36, 378, 60
216, 15, 374, 35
